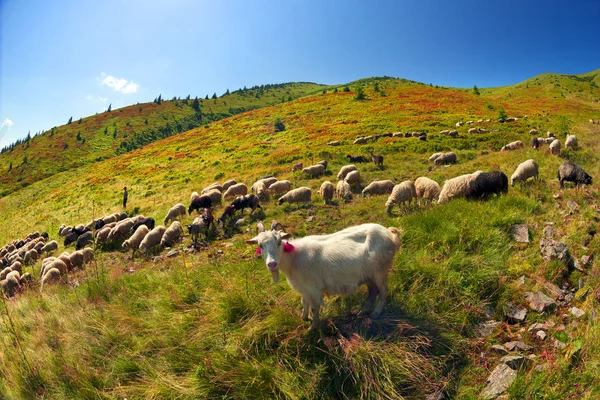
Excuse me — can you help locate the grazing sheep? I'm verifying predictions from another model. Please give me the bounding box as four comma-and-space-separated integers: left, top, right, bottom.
201, 183, 223, 195
440, 130, 450, 135
102, 214, 118, 225
75, 231, 94, 250
40, 240, 58, 254
547, 131, 555, 138
429, 152, 443, 162
336, 180, 353, 202
353, 137, 369, 145
302, 164, 325, 178
217, 205, 236, 228
362, 180, 395, 197
20, 272, 32, 285
529, 129, 539, 135
161, 221, 183, 248
68, 251, 86, 270
107, 219, 134, 242
434, 152, 457, 165
456, 121, 464, 127
139, 226, 167, 257
252, 180, 268, 199
222, 179, 237, 191
511, 159, 539, 186
318, 181, 335, 204
468, 128, 479, 134
187, 217, 205, 245
317, 160, 328, 171
42, 258, 68, 276
188, 197, 212, 215
200, 208, 215, 234
346, 155, 368, 163
501, 140, 524, 151
437, 171, 482, 204
41, 268, 61, 287
558, 162, 593, 188
465, 171, 509, 199
392, 132, 403, 137
327, 141, 341, 146
268, 180, 292, 196
531, 137, 540, 150
190, 191, 200, 202
232, 194, 262, 214
58, 224, 67, 236
57, 252, 73, 271
122, 225, 150, 258
130, 217, 155, 234
565, 134, 578, 150
370, 151, 384, 166
260, 177, 278, 188
95, 226, 112, 245
336, 164, 358, 180
344, 170, 360, 186
23, 250, 38, 265
385, 181, 417, 213
223, 183, 248, 199
549, 139, 561, 155
82, 248, 94, 263
292, 162, 303, 172
278, 187, 312, 207
414, 177, 441, 204
449, 130, 458, 137
246, 223, 402, 329
203, 188, 223, 205
1, 275, 20, 297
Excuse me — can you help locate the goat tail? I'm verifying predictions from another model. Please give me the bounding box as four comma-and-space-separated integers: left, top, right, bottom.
388, 227, 403, 249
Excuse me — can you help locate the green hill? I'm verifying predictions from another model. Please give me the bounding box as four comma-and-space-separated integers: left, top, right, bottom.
1, 71, 600, 398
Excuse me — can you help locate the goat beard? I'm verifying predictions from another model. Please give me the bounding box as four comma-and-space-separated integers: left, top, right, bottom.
270, 269, 280, 283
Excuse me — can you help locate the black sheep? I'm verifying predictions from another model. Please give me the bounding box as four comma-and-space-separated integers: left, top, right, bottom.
231, 194, 262, 214
558, 162, 592, 188
346, 155, 368, 163
94, 219, 106, 230
466, 171, 509, 199
64, 227, 90, 247
75, 231, 94, 250
130, 217, 156, 234
217, 205, 236, 229
188, 195, 212, 215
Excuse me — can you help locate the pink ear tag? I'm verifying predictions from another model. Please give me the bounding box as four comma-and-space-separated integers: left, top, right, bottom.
255, 247, 262, 255
283, 242, 295, 253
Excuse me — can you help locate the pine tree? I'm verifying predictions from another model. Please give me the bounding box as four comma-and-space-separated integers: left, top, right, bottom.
107, 103, 112, 112
76, 131, 82, 141
205, 95, 209, 100
8, 162, 12, 172
192, 97, 200, 112
212, 92, 217, 99
78, 118, 82, 124
473, 85, 480, 96
274, 117, 285, 132
67, 116, 73, 124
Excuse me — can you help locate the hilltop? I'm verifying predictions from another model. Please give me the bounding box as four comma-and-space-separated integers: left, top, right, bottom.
1, 70, 600, 398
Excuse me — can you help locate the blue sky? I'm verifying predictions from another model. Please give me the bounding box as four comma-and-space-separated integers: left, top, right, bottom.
1, 0, 599, 147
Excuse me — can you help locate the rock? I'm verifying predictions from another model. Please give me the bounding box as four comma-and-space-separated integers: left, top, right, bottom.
425, 390, 445, 400
528, 322, 549, 332
500, 355, 529, 370
503, 341, 532, 352
505, 304, 527, 323
536, 331, 547, 340
476, 320, 501, 337
543, 281, 564, 300
553, 194, 561, 199
511, 224, 529, 243
481, 363, 517, 399
554, 339, 567, 350
572, 258, 584, 272
567, 200, 579, 212
570, 307, 585, 318
517, 275, 526, 286
492, 344, 509, 355
152, 255, 165, 263
225, 242, 234, 248
306, 216, 315, 222
166, 249, 179, 258
540, 236, 572, 266
543, 225, 554, 237
564, 292, 574, 303
581, 255, 592, 267
524, 291, 555, 312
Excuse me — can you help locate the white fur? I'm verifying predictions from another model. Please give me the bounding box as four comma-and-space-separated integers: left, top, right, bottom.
318, 181, 335, 204
565, 134, 578, 150
549, 139, 561, 155
139, 226, 166, 257
501, 140, 524, 151
511, 159, 539, 186
279, 187, 311, 206
415, 177, 441, 203
223, 183, 248, 199
336, 164, 357, 180
302, 164, 325, 178
344, 170, 360, 185
438, 171, 482, 204
160, 221, 183, 248
362, 180, 394, 197
268, 180, 292, 196
385, 181, 416, 213
163, 204, 186, 225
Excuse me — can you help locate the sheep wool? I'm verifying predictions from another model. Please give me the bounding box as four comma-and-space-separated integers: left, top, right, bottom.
337, 165, 358, 180
385, 181, 416, 213
414, 177, 441, 202
511, 159, 539, 186
362, 180, 395, 197
318, 181, 335, 204
278, 187, 312, 206
161, 221, 183, 248
438, 171, 482, 204
164, 204, 186, 225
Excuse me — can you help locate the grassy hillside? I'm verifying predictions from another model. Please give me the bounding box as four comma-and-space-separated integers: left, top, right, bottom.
0, 82, 326, 197
1, 74, 600, 398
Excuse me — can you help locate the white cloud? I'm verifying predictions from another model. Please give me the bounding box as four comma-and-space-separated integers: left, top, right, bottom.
98, 72, 139, 94
0, 117, 13, 131
98, 96, 109, 103
0, 118, 14, 148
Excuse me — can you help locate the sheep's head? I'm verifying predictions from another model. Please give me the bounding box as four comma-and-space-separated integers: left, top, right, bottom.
246, 230, 293, 283
582, 172, 593, 185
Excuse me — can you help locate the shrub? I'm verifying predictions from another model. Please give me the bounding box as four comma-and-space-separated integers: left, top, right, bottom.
274, 118, 285, 132
354, 86, 366, 101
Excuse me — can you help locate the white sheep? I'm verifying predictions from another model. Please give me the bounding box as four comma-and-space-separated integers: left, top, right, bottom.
318, 181, 335, 204
107, 218, 134, 241
429, 152, 443, 162
468, 128, 479, 134
434, 152, 457, 165
278, 187, 312, 208
437, 171, 482, 204
336, 164, 358, 180
565, 134, 578, 150
222, 179, 237, 191
327, 141, 341, 146
385, 181, 417, 213
95, 226, 112, 244
302, 164, 325, 178
41, 258, 68, 277
501, 140, 524, 151
549, 139, 561, 155
529, 129, 539, 135
252, 180, 268, 198
41, 268, 61, 287
203, 188, 222, 205
139, 226, 167, 257
268, 180, 292, 196
68, 251, 86, 270
201, 183, 222, 195
122, 225, 150, 257
414, 177, 441, 205
361, 180, 394, 197
510, 159, 539, 186
353, 137, 368, 145
246, 223, 402, 329
223, 183, 248, 199
82, 248, 94, 263
187, 217, 205, 244
336, 180, 352, 201
40, 240, 58, 254
161, 221, 183, 248
164, 204, 186, 225
344, 170, 360, 186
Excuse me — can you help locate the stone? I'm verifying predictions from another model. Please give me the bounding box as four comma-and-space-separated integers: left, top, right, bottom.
572, 258, 584, 272
543, 281, 564, 300
570, 307, 585, 319
476, 320, 501, 337
567, 200, 579, 211
524, 291, 555, 312
500, 355, 529, 370
564, 292, 574, 303
517, 275, 526, 286
166, 249, 179, 258
505, 304, 527, 323
540, 236, 572, 266
553, 194, 561, 199
528, 322, 549, 332
306, 216, 315, 222
503, 341, 532, 352
581, 255, 592, 267
481, 363, 517, 399
554, 339, 567, 350
511, 224, 529, 243
491, 344, 509, 355
152, 256, 165, 263
536, 331, 547, 340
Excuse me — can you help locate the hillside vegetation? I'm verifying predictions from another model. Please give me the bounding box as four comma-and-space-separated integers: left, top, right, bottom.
1, 72, 600, 399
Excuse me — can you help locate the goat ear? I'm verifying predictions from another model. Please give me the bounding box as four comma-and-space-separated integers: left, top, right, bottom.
246, 236, 259, 245
280, 232, 292, 240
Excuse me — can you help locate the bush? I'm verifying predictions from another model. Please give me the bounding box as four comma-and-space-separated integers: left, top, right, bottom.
274, 118, 285, 132
354, 86, 366, 101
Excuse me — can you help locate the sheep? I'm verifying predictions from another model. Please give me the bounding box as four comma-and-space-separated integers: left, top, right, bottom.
217, 205, 236, 229
190, 191, 200, 202
118, 213, 128, 221
501, 140, 524, 151
392, 132, 403, 137
0, 267, 12, 280
223, 183, 248, 199
122, 225, 150, 258
1, 274, 20, 297
318, 181, 335, 204
344, 170, 360, 186
465, 171, 509, 199
547, 131, 555, 138
68, 251, 86, 270
302, 164, 325, 178
64, 227, 90, 247
353, 137, 369, 145
468, 128, 479, 134
334, 180, 351, 202
203, 188, 222, 205
429, 152, 443, 162
222, 179, 237, 191
188, 197, 212, 215
260, 177, 278, 188
385, 181, 417, 213
466, 121, 474, 125
95, 226, 112, 244
82, 248, 94, 263
139, 226, 167, 257
268, 180, 292, 196
437, 171, 482, 204
434, 152, 457, 165
370, 151, 384, 166
23, 250, 38, 265
20, 272, 32, 285
107, 219, 134, 242
558, 162, 593, 188
200, 208, 214, 234
130, 217, 155, 234
531, 137, 540, 150
327, 141, 341, 146
549, 139, 561, 155
449, 130, 459, 137
246, 223, 402, 329
337, 164, 358, 180
58, 224, 67, 236
232, 194, 262, 214
102, 214, 118, 225
414, 177, 441, 205
440, 130, 450, 135
292, 162, 303, 172
278, 187, 311, 208
42, 258, 67, 277
541, 137, 555, 144
40, 240, 58, 254
187, 217, 205, 245
565, 134, 578, 150
251, 180, 268, 199
511, 159, 539, 186
362, 180, 395, 197
160, 221, 183, 248
75, 231, 94, 250
201, 183, 223, 195
346, 155, 368, 163
529, 129, 539, 135
456, 121, 464, 127
41, 268, 61, 287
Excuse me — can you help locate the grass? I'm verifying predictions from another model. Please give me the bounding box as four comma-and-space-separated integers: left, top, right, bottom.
1, 71, 600, 398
